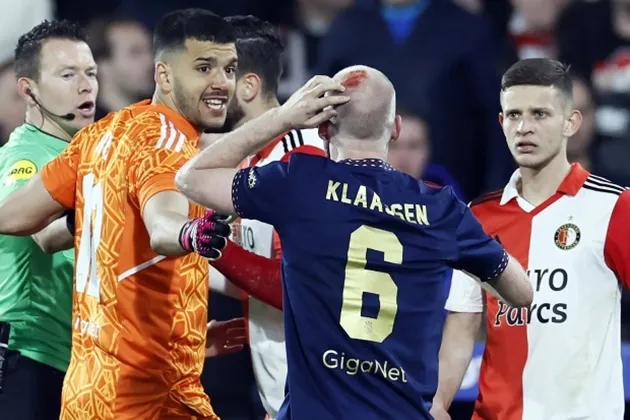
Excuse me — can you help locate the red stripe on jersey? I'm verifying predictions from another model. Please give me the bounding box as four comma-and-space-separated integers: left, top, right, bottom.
604, 189, 630, 290
249, 131, 289, 167
280, 145, 326, 162
472, 199, 530, 420
250, 134, 285, 166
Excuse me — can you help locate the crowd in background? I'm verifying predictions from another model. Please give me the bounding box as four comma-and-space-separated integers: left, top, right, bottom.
0, 0, 629, 418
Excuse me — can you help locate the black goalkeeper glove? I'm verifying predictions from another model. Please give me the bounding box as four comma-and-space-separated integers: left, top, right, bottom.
63, 210, 75, 235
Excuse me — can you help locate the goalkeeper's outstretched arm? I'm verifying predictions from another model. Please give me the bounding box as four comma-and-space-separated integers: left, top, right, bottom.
0, 174, 66, 235
32, 213, 74, 254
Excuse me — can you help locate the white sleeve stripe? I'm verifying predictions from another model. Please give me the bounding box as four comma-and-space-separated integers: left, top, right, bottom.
295, 129, 304, 146
588, 173, 627, 186
264, 128, 324, 164
585, 178, 627, 193
174, 132, 186, 152
164, 122, 178, 149
288, 129, 304, 148
156, 114, 169, 149
118, 255, 166, 281
281, 136, 292, 153
287, 131, 297, 149
583, 181, 625, 196
281, 130, 305, 154
299, 127, 325, 148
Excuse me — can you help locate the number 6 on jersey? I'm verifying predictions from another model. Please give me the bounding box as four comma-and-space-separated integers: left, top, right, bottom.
340, 225, 402, 343
75, 173, 104, 301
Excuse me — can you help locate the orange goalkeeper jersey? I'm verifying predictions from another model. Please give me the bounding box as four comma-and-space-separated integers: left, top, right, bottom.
40, 100, 216, 420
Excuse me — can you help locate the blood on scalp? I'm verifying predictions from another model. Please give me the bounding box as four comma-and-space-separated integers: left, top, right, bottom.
341, 70, 368, 88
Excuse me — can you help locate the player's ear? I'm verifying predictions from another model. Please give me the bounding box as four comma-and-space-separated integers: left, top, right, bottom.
318, 121, 330, 141
17, 77, 36, 105
240, 73, 260, 103
391, 115, 402, 142
564, 109, 583, 138
155, 62, 171, 94
498, 112, 504, 127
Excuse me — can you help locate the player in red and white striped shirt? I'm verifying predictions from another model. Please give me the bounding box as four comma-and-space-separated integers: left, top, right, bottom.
432, 59, 630, 420
204, 16, 323, 419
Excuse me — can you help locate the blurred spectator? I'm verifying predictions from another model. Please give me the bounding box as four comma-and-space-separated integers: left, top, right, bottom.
54, 0, 120, 26
277, 0, 353, 99
296, 0, 353, 58
454, 0, 483, 14
117, 0, 293, 32
568, 75, 599, 171
389, 107, 465, 199
316, 0, 514, 200
85, 16, 154, 120
388, 107, 430, 180
456, 1, 517, 73
0, 0, 54, 64
507, 0, 570, 59
559, 0, 630, 80
558, 0, 630, 185
0, 61, 25, 145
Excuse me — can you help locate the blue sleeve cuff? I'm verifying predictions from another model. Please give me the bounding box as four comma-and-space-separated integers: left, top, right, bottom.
481, 250, 509, 282
231, 168, 250, 218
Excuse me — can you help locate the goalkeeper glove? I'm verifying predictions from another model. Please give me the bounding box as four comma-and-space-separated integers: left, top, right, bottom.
63, 210, 75, 235
178, 210, 231, 260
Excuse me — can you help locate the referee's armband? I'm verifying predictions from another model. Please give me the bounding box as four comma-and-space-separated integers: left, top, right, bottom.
63, 210, 75, 235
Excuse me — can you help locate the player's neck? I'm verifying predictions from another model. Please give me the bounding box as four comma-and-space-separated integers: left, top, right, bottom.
333, 147, 387, 163
237, 96, 281, 130
24, 108, 72, 142
152, 91, 176, 112
151, 92, 200, 133
519, 155, 572, 207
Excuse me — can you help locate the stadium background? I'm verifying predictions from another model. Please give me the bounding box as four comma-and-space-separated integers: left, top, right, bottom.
1, 0, 629, 418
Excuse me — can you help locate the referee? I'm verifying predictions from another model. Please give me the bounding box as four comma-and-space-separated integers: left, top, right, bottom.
0, 20, 98, 419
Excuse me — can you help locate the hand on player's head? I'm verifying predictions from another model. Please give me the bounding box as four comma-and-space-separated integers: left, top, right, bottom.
279, 75, 350, 130
328, 66, 397, 141
178, 209, 231, 260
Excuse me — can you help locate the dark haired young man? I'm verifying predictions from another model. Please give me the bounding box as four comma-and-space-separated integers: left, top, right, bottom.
433, 58, 630, 420
0, 9, 246, 420
0, 19, 97, 420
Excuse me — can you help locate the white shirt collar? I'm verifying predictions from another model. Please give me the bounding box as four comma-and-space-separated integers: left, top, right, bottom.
498, 163, 589, 206
499, 168, 523, 206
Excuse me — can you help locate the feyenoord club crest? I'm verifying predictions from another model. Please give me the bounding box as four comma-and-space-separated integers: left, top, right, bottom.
554, 223, 581, 250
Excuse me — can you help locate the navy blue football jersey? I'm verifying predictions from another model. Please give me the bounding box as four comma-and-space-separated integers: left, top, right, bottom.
231, 156, 508, 420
